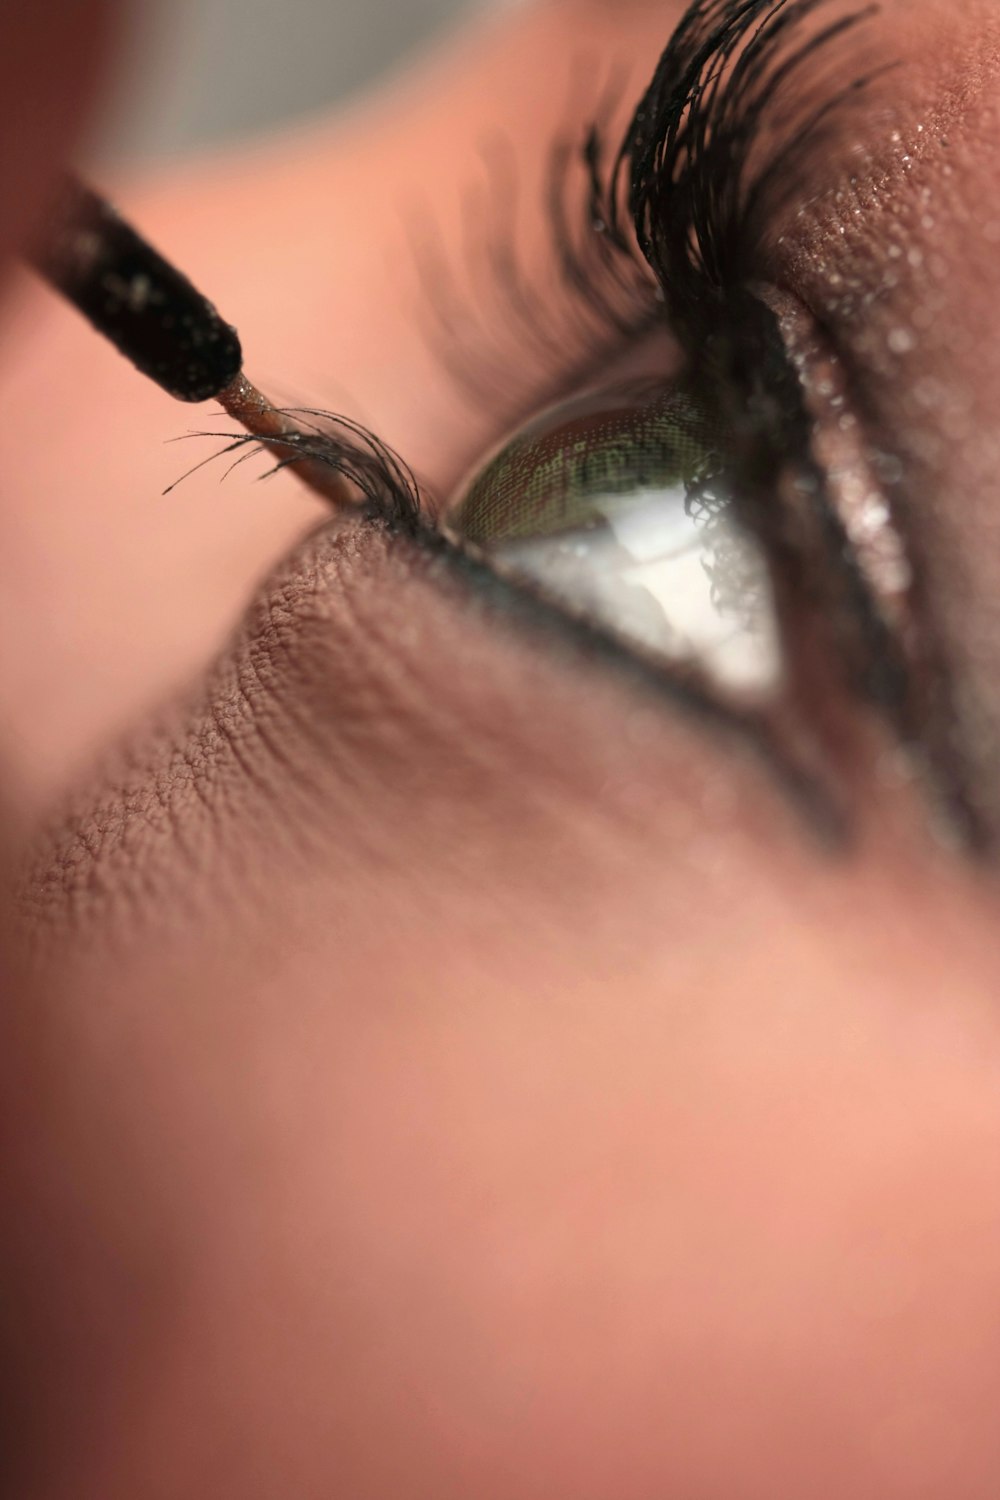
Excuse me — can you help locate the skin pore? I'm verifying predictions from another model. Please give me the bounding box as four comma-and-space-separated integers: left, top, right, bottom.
2, 2, 1000, 1497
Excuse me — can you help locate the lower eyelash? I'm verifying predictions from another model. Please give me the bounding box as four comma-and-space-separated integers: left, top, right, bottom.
409, 513, 850, 849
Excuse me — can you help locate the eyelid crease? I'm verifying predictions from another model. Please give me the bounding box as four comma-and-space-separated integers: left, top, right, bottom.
762, 284, 914, 630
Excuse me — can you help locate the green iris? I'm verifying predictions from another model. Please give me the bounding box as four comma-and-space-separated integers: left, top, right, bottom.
449, 383, 724, 546
445, 377, 782, 699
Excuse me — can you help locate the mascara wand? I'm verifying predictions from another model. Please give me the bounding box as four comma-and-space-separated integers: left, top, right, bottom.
30, 175, 351, 507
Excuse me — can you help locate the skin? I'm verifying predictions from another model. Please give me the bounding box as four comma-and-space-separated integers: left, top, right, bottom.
1, 1, 1000, 1496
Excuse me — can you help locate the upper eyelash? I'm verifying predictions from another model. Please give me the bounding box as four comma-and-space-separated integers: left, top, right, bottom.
190, 0, 875, 513
408, 0, 882, 430
182, 0, 890, 698
598, 0, 883, 338
592, 2, 921, 701
403, 116, 659, 428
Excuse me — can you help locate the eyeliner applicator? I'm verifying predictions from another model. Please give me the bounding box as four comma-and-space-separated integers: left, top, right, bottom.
30, 175, 351, 507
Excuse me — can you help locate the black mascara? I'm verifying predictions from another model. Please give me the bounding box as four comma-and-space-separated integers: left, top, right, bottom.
31, 174, 353, 509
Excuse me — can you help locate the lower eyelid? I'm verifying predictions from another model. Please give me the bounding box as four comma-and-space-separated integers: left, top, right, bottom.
406, 519, 847, 845
757, 284, 987, 849
21, 517, 847, 947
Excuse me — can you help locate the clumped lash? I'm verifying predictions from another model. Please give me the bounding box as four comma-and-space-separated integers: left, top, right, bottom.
170, 405, 423, 526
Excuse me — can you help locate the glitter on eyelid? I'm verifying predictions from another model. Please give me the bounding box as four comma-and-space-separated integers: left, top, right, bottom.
447, 384, 784, 700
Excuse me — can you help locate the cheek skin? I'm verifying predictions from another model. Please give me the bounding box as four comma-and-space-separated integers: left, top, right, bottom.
10, 520, 1000, 1499
10, 921, 1000, 1500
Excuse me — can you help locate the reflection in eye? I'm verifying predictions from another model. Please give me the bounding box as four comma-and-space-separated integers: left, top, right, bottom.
446, 383, 783, 701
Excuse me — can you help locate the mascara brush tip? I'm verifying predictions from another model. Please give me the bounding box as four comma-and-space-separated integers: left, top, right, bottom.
32, 175, 243, 404
216, 374, 352, 510
31, 178, 351, 510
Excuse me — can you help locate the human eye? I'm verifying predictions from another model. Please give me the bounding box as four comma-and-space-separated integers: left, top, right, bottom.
29, 0, 985, 852
446, 377, 784, 702
416, 0, 979, 849
137, 0, 973, 850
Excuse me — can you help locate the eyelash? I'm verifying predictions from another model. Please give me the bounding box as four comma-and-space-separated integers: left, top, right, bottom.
182, 0, 984, 849
195, 0, 869, 522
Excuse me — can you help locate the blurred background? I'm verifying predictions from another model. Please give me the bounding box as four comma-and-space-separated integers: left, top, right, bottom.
103, 0, 487, 162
